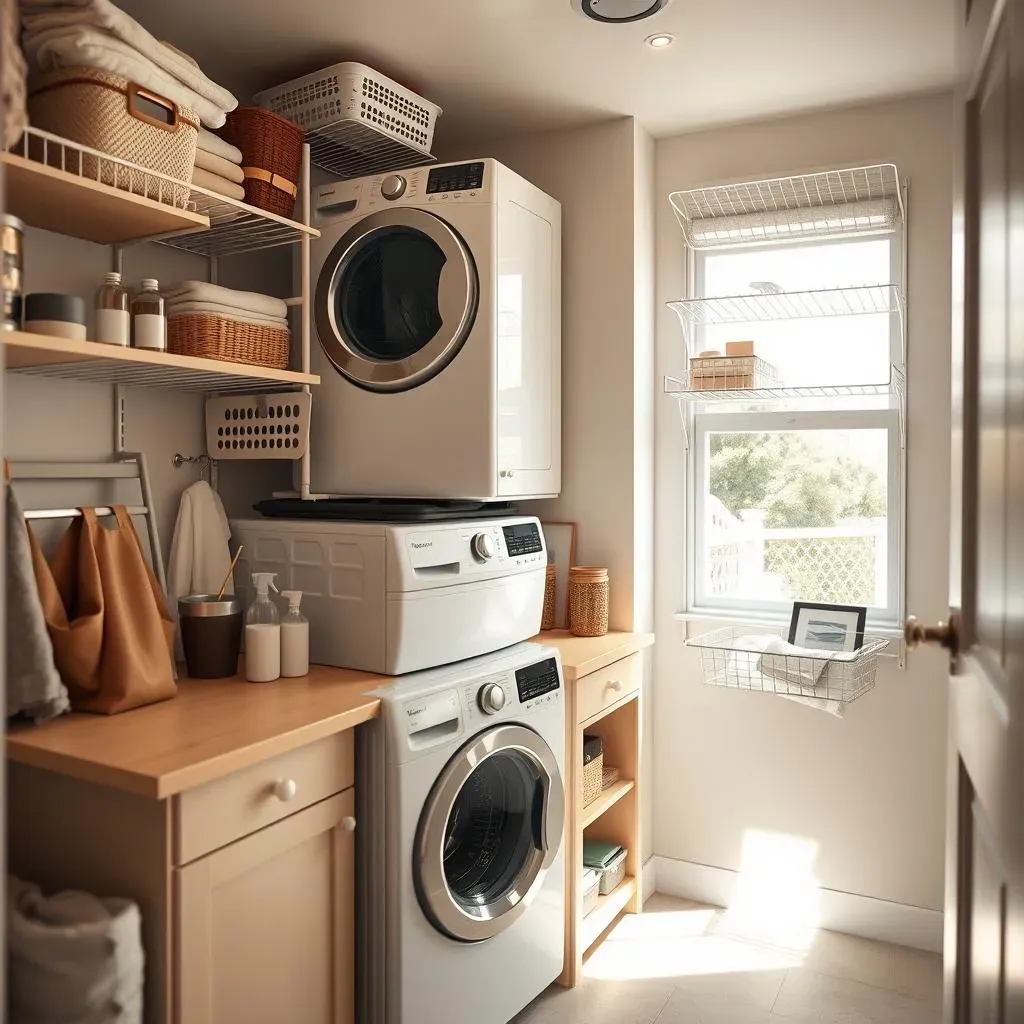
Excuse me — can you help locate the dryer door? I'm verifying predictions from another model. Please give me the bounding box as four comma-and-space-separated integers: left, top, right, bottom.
314, 207, 479, 393
415, 723, 564, 943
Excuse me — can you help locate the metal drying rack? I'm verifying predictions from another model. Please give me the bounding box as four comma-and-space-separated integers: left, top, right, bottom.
8, 452, 169, 597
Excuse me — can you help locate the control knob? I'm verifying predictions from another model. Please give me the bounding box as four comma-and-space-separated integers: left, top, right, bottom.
478, 683, 506, 715
472, 532, 497, 561
380, 174, 407, 200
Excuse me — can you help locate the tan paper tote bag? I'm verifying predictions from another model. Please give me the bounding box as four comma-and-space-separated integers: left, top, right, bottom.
29, 506, 176, 714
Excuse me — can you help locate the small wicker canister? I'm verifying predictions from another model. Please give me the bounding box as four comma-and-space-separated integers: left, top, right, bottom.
167, 315, 289, 369
568, 566, 609, 638
541, 565, 557, 631
222, 107, 304, 219
582, 734, 604, 808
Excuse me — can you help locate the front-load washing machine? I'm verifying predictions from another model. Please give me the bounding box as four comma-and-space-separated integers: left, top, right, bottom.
359, 642, 565, 1024
309, 158, 561, 501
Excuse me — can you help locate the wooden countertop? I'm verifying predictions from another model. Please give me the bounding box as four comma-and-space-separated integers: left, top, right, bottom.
6, 666, 383, 800
6, 631, 654, 799
531, 630, 655, 682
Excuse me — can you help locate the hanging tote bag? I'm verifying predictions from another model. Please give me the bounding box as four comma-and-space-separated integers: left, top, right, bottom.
29, 506, 176, 714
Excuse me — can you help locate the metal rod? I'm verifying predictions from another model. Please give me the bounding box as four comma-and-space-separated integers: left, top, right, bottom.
300, 142, 313, 501
24, 505, 148, 521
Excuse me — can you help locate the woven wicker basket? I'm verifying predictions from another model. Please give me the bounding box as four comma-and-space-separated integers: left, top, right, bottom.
28, 67, 198, 208
568, 567, 609, 638
223, 107, 304, 219
541, 565, 557, 631
582, 750, 604, 808
168, 315, 289, 369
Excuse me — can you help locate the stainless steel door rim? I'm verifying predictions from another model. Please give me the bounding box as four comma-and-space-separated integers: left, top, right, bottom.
415, 723, 564, 943
315, 207, 478, 393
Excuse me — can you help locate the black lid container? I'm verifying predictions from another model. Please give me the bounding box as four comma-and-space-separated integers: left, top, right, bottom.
178, 595, 243, 679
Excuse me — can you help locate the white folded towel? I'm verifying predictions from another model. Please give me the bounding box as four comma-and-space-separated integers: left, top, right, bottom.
164, 281, 289, 319
23, 26, 229, 127
197, 127, 242, 165
166, 301, 289, 330
20, 0, 237, 113
195, 148, 244, 184
191, 165, 246, 202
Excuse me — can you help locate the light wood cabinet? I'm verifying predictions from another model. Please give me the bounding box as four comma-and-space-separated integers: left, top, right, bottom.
176, 790, 355, 1024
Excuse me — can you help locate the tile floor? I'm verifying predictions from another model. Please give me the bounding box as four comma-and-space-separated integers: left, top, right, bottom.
512, 895, 943, 1024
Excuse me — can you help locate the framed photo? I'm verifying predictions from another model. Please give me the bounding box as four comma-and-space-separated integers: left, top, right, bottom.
541, 521, 577, 630
788, 602, 867, 652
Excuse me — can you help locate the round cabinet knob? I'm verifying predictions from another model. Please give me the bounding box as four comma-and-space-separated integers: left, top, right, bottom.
478, 683, 506, 715
273, 778, 298, 802
472, 532, 498, 561
380, 174, 407, 200
342, 816, 357, 832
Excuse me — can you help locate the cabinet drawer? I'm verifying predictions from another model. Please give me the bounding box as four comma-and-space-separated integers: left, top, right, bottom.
577, 652, 641, 724
175, 732, 354, 865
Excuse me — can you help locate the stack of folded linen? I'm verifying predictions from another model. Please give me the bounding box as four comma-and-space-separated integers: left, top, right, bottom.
164, 281, 289, 332
192, 128, 245, 202
20, 0, 237, 128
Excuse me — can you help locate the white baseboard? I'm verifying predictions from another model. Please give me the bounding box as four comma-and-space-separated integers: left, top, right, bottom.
641, 856, 658, 904
653, 856, 942, 954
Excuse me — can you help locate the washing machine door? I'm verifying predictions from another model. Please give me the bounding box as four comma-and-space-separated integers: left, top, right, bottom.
415, 723, 564, 943
314, 207, 478, 393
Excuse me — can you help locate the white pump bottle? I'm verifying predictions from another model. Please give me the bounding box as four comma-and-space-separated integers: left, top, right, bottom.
245, 572, 281, 683
280, 590, 309, 678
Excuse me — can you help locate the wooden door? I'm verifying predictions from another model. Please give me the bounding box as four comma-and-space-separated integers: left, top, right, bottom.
919, 0, 1024, 1019
175, 790, 355, 1024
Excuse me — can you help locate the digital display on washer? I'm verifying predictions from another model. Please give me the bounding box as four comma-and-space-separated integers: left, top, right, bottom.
503, 522, 543, 557
516, 657, 561, 703
426, 161, 485, 194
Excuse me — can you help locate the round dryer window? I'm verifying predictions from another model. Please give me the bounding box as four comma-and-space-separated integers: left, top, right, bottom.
415, 724, 564, 943
315, 208, 479, 393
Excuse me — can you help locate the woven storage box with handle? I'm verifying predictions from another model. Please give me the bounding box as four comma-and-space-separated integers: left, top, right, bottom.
582, 733, 604, 807
168, 315, 289, 370
222, 107, 304, 219
28, 67, 198, 208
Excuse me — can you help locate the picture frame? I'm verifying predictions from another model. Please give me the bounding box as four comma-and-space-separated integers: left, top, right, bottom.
540, 521, 577, 630
788, 602, 867, 652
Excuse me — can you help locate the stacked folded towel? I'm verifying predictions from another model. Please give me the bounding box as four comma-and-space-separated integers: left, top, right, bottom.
165, 282, 289, 332
20, 0, 238, 128
191, 128, 245, 201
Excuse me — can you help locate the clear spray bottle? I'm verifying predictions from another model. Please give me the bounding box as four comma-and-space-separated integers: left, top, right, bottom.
245, 572, 280, 683
280, 590, 309, 678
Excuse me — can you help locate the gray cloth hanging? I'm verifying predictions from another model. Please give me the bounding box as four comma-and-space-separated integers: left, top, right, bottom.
5, 482, 69, 723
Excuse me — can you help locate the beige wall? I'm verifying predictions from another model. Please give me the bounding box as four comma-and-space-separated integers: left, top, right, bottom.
653, 92, 954, 912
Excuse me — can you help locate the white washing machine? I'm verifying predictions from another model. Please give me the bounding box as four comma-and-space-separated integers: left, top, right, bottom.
309, 158, 561, 501
359, 642, 565, 1024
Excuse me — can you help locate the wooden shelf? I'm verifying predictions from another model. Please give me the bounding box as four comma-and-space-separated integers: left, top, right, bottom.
582, 876, 637, 953
582, 779, 635, 829
2, 331, 319, 393
2, 151, 210, 245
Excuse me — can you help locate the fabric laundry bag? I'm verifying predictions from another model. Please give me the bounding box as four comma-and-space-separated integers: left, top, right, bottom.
8, 876, 144, 1024
29, 505, 176, 714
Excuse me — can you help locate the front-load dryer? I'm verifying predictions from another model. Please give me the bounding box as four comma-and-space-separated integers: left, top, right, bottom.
358, 642, 565, 1024
309, 158, 561, 501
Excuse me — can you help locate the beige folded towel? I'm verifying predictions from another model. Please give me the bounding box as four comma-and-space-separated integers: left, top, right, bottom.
197, 127, 242, 165
195, 148, 244, 184
167, 305, 289, 331
191, 166, 245, 201
164, 282, 289, 320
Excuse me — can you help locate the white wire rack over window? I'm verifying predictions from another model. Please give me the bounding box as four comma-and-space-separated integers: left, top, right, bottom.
670, 164, 904, 248
687, 627, 888, 705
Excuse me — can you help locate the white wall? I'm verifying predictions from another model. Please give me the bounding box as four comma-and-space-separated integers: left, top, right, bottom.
653, 93, 954, 918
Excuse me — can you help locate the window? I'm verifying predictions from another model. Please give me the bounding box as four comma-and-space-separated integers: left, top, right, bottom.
685, 230, 904, 625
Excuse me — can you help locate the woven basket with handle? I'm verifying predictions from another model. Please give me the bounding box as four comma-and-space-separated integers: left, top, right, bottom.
222, 107, 304, 219
28, 67, 198, 208
167, 315, 289, 369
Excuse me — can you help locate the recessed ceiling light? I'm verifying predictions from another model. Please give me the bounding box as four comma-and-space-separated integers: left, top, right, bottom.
646, 32, 675, 48
570, 0, 673, 24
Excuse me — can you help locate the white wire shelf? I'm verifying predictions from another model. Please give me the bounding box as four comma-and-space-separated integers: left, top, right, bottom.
3, 331, 319, 393
664, 375, 895, 403
668, 284, 904, 327
4, 127, 318, 256
670, 164, 904, 248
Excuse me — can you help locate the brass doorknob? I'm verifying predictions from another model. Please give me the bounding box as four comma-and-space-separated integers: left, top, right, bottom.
904, 614, 960, 654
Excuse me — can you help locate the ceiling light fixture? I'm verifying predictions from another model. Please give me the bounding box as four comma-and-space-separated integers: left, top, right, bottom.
570, 0, 673, 24
645, 32, 675, 48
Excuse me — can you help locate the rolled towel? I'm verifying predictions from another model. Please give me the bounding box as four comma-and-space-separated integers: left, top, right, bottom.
164, 281, 289, 320
194, 148, 244, 185
191, 166, 245, 202
166, 300, 289, 329
20, 0, 237, 114
197, 127, 242, 165
24, 25, 228, 127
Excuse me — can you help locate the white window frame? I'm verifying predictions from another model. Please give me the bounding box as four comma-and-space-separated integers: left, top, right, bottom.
682, 230, 906, 629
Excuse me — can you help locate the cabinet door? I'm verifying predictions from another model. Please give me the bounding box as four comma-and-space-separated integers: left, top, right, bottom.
176, 790, 354, 1024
